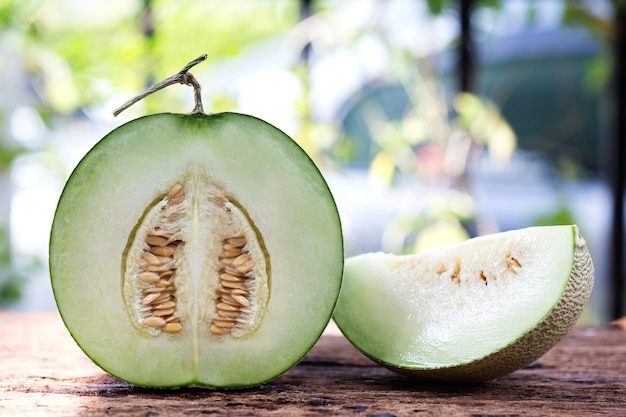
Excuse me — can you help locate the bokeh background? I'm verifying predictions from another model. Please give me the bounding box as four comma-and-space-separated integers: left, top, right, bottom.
0, 0, 622, 324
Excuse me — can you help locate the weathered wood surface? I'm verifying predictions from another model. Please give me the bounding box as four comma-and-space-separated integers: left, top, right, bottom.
1, 311, 625, 416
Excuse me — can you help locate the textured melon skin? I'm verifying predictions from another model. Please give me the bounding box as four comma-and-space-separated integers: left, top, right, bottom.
50, 112, 344, 388
334, 226, 594, 383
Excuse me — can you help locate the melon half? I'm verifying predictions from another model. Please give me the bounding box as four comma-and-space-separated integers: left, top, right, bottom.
49, 112, 344, 388
332, 225, 594, 383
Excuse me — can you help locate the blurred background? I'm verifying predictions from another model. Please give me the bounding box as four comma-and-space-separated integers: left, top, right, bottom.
0, 0, 623, 325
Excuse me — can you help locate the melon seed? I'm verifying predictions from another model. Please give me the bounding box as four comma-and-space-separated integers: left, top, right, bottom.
232, 294, 251, 307
154, 300, 176, 310
212, 318, 236, 329
168, 193, 185, 206
163, 322, 182, 333
217, 302, 239, 312
153, 307, 176, 317
220, 273, 242, 283
233, 253, 251, 267
506, 251, 522, 273
144, 316, 167, 328
220, 249, 241, 258
143, 287, 165, 294
146, 235, 169, 247
159, 270, 175, 279
236, 260, 255, 274
167, 183, 184, 199
165, 315, 180, 323
222, 281, 247, 290
142, 293, 161, 305
138, 272, 160, 283
217, 310, 240, 318
150, 293, 172, 304
142, 252, 161, 265
150, 245, 176, 257
227, 236, 247, 247
210, 325, 231, 335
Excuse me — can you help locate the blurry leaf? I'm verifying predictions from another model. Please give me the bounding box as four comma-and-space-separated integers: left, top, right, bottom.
381, 187, 475, 254
562, 3, 613, 38
525, 4, 538, 25
412, 218, 469, 253
0, 277, 23, 304
486, 117, 516, 162
0, 226, 28, 305
425, 0, 501, 15
3, 0, 298, 114
401, 112, 430, 146
454, 92, 482, 127
38, 50, 80, 113
479, 0, 501, 9
584, 53, 611, 94
0, 145, 24, 171
429, 190, 475, 222
369, 151, 395, 185
453, 92, 516, 163
532, 202, 577, 227
425, 0, 445, 15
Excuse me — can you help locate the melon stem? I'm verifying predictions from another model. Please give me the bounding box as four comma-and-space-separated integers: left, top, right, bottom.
113, 54, 207, 117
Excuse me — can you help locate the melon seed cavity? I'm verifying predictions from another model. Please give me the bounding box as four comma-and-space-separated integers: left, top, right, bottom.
435, 250, 524, 285
210, 236, 257, 335
122, 180, 269, 338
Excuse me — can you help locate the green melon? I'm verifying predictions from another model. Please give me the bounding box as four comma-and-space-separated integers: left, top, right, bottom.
333, 225, 594, 383
49, 112, 344, 388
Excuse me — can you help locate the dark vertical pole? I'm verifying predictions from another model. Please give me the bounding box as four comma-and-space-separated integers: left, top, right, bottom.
141, 0, 155, 40
300, 0, 313, 62
611, 3, 626, 320
459, 0, 474, 93
141, 0, 156, 87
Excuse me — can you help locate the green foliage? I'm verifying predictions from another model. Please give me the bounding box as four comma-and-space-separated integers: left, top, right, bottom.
532, 202, 577, 227
0, 226, 32, 307
0, 0, 299, 115
0, 0, 300, 305
0, 0, 618, 304
425, 0, 446, 14
424, 0, 501, 15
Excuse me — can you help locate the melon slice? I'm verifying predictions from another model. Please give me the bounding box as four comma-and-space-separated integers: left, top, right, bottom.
332, 225, 594, 383
49, 112, 344, 388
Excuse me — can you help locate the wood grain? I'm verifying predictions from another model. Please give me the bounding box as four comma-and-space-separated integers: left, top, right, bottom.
1, 311, 625, 416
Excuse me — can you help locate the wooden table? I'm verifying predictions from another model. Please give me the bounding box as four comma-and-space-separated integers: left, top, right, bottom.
1, 311, 625, 416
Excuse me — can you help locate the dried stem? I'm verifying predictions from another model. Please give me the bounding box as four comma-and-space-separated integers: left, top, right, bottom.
113, 54, 208, 117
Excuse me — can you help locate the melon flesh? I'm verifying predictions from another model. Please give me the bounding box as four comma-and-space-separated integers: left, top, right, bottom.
333, 225, 594, 382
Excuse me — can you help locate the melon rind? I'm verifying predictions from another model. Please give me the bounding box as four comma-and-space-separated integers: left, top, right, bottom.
333, 225, 594, 383
49, 112, 344, 388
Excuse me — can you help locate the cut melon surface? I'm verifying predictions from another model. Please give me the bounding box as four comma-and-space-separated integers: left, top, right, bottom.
49, 112, 344, 388
332, 225, 594, 383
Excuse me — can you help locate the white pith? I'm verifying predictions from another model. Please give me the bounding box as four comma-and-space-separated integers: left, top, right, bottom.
122, 175, 269, 339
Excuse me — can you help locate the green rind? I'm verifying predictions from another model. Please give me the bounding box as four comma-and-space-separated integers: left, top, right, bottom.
334, 226, 594, 383
50, 112, 344, 388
